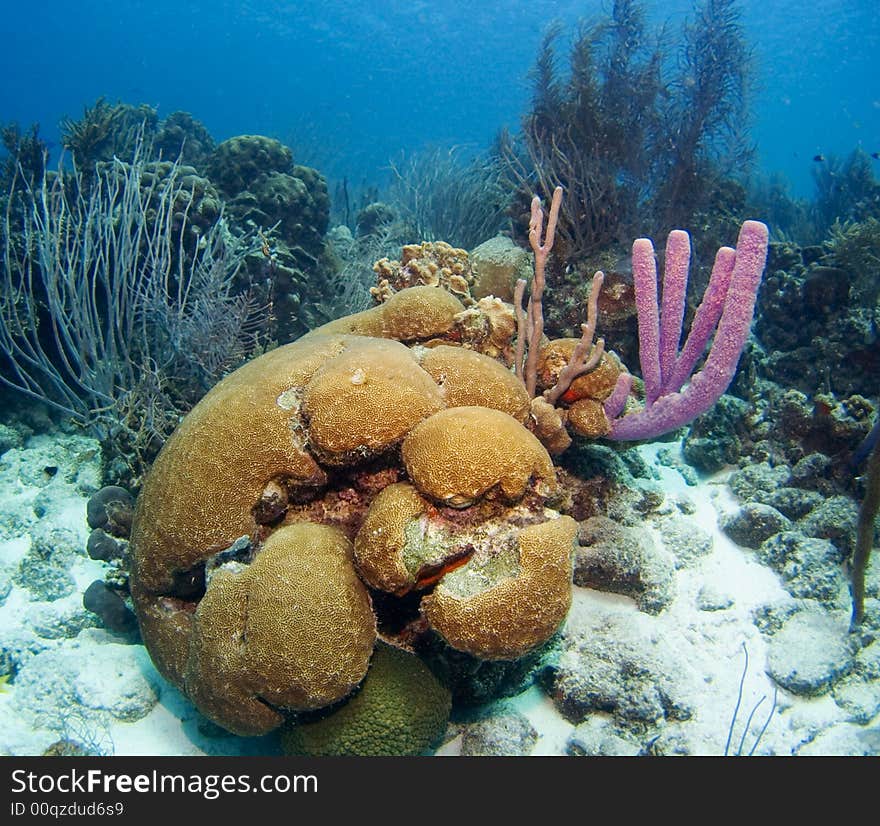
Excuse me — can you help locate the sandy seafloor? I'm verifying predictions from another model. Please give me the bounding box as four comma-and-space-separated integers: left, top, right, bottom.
0, 430, 877, 757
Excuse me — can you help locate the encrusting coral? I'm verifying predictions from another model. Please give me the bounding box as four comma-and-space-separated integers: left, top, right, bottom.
372, 241, 475, 305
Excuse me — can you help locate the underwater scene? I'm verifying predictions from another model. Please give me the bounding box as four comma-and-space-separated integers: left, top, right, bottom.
0, 0, 878, 759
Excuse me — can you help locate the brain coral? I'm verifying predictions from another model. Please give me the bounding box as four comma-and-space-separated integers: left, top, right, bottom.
418, 345, 530, 422
182, 523, 375, 736
130, 334, 346, 595
128, 283, 575, 744
422, 517, 577, 660
302, 338, 443, 465
353, 482, 438, 595
317, 285, 465, 342
402, 406, 556, 507
233, 524, 374, 708
281, 642, 452, 756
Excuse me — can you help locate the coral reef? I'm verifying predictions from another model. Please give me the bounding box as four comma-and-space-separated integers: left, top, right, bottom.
1, 121, 46, 188
575, 516, 676, 614
86, 486, 134, 538
552, 604, 698, 729
124, 200, 760, 740
852, 418, 880, 625
204, 134, 332, 341
1, 131, 270, 489
154, 111, 215, 169
755, 226, 880, 399
60, 98, 159, 169
402, 406, 555, 506
128, 286, 577, 748
120, 175, 776, 750
204, 135, 294, 198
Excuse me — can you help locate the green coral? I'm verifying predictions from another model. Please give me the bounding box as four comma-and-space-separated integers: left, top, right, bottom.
154, 111, 215, 169
204, 135, 293, 197
281, 643, 451, 756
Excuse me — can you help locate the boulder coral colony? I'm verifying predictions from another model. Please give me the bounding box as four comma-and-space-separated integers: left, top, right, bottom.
127, 188, 770, 754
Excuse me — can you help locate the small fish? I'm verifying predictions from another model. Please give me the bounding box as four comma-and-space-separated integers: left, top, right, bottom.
813, 154, 826, 162
871, 152, 880, 160
0, 674, 10, 693
406, 548, 475, 594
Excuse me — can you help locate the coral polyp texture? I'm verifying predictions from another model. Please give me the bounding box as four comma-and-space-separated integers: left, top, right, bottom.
281, 642, 452, 757
402, 406, 556, 506
422, 517, 577, 660
301, 338, 444, 465
129, 286, 576, 748
185, 524, 375, 736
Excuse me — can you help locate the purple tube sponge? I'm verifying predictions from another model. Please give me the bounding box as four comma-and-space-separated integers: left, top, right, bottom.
606, 220, 769, 441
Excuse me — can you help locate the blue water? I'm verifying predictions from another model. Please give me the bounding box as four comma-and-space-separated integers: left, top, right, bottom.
1, 0, 878, 197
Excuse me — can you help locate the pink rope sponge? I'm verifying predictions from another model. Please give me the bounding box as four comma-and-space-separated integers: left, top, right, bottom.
605, 219, 769, 441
